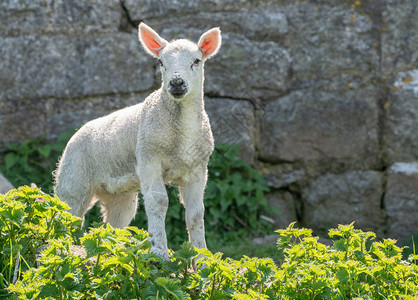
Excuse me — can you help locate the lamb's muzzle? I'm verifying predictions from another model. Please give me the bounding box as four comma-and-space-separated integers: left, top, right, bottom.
168, 76, 187, 98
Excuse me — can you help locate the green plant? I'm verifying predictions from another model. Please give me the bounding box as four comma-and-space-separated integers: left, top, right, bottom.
2, 189, 418, 299
0, 130, 74, 193
274, 222, 418, 299
401, 234, 418, 264
0, 186, 82, 298
205, 144, 273, 246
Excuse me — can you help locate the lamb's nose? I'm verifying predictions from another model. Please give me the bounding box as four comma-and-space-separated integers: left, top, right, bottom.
170, 77, 184, 87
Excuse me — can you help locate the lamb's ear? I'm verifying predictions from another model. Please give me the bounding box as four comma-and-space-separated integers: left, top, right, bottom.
138, 23, 168, 58
198, 27, 222, 60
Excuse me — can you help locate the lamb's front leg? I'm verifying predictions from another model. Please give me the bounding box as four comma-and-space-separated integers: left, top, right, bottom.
138, 164, 170, 260
179, 169, 208, 250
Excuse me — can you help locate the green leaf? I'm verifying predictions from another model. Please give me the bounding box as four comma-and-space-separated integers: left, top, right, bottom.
4, 153, 19, 169
38, 145, 52, 158
3, 204, 26, 226
81, 237, 100, 257
174, 242, 198, 263
336, 269, 349, 284
236, 196, 247, 206
38, 283, 60, 298
143, 281, 166, 299
155, 277, 189, 300
333, 239, 349, 252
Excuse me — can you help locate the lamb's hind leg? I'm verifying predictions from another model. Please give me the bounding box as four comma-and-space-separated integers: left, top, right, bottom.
96, 191, 138, 228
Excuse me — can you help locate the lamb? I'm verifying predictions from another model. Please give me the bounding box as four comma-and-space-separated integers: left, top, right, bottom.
53, 23, 222, 260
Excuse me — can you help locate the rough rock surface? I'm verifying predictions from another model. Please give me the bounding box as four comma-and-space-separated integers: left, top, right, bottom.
302, 171, 384, 234
0, 33, 154, 101
384, 163, 418, 241
267, 191, 298, 230
205, 98, 255, 162
0, 0, 417, 240
381, 0, 418, 75
258, 88, 380, 168
0, 172, 14, 194
384, 70, 418, 164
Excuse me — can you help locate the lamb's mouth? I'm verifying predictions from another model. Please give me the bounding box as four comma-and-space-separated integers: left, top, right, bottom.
169, 87, 187, 99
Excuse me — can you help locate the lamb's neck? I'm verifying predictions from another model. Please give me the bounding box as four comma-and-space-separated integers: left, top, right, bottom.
181, 91, 205, 116
160, 88, 205, 119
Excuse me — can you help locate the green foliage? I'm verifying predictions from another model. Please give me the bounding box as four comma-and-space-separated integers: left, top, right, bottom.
0, 130, 74, 193
2, 189, 417, 299
0, 186, 83, 298
274, 222, 418, 299
205, 144, 273, 246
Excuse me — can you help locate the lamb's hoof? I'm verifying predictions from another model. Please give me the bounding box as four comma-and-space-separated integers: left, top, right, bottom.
150, 246, 170, 261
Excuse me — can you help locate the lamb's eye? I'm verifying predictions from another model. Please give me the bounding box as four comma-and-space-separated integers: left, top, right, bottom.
158, 59, 164, 67
191, 58, 201, 69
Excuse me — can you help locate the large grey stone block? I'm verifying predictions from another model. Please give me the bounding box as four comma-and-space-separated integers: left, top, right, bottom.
302, 170, 384, 233
129, 5, 288, 42
281, 3, 380, 91
0, 32, 154, 101
122, 0, 250, 20
205, 34, 291, 99
205, 98, 255, 163
267, 191, 298, 229
381, 0, 418, 75
0, 98, 46, 143
0, 172, 14, 194
262, 163, 306, 189
0, 93, 147, 143
384, 70, 418, 164
384, 162, 418, 241
257, 88, 379, 167
0, 0, 122, 36
44, 93, 148, 140
0, 0, 49, 37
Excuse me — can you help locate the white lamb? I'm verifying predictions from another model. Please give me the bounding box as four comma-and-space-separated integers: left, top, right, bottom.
54, 23, 222, 260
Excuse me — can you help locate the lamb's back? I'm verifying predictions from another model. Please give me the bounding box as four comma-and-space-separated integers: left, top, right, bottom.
65, 103, 144, 178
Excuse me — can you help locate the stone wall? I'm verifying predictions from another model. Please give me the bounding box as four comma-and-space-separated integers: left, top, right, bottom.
0, 0, 417, 241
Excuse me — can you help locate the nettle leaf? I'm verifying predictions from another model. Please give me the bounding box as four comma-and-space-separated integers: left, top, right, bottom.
102, 256, 134, 274
174, 242, 198, 263
235, 195, 247, 206
143, 281, 167, 299
38, 145, 52, 158
333, 239, 349, 252
61, 273, 83, 292
4, 204, 26, 227
336, 269, 350, 285
155, 277, 189, 300
38, 283, 61, 298
81, 237, 105, 257
220, 194, 233, 212
4, 152, 19, 169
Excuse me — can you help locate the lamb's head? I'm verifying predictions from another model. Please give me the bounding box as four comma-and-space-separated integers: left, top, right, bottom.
139, 23, 221, 100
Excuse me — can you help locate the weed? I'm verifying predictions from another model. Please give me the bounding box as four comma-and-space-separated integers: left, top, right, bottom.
2, 188, 417, 299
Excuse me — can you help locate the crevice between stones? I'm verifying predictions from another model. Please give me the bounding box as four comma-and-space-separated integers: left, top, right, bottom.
119, 0, 140, 32
379, 172, 388, 236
